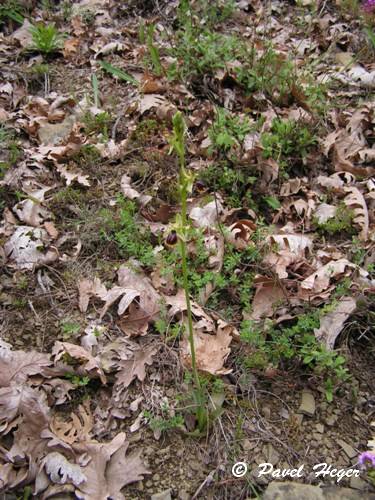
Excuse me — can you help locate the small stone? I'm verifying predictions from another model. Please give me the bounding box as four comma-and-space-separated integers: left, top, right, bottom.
38, 116, 75, 146
190, 461, 202, 472
154, 473, 160, 481
146, 480, 153, 487
179, 490, 190, 500
262, 406, 271, 419
315, 424, 324, 433
337, 439, 357, 459
263, 481, 372, 500
350, 476, 369, 490
137, 481, 144, 491
294, 413, 304, 425
298, 390, 316, 417
325, 415, 338, 426
264, 444, 280, 465
243, 439, 256, 451
151, 489, 172, 500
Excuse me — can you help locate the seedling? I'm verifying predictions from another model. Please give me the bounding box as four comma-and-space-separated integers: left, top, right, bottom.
209, 108, 252, 152
81, 110, 111, 140
315, 203, 356, 236
146, 24, 163, 76
240, 305, 350, 402
0, 0, 24, 25
61, 320, 81, 339
261, 118, 316, 172
29, 23, 65, 55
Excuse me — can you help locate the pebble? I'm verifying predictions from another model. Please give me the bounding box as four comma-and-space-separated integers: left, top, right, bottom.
262, 405, 271, 419
325, 415, 338, 426
151, 489, 172, 500
337, 439, 357, 459
315, 423, 324, 433
350, 476, 369, 490
298, 390, 316, 417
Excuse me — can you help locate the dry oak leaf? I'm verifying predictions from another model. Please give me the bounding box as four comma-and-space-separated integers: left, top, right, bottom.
250, 276, 286, 320
46, 403, 93, 447
78, 277, 107, 313
165, 290, 215, 332
190, 200, 223, 228
226, 219, 256, 250
100, 266, 160, 336
138, 94, 167, 114
12, 186, 53, 227
120, 174, 152, 206
180, 319, 234, 375
0, 342, 51, 387
264, 233, 313, 279
52, 341, 106, 384
300, 258, 356, 295
73, 432, 149, 500
106, 441, 151, 498
4, 226, 58, 270
0, 384, 50, 429
314, 296, 357, 350
55, 164, 90, 187
343, 186, 369, 241
314, 203, 337, 224
114, 345, 157, 389
41, 451, 86, 486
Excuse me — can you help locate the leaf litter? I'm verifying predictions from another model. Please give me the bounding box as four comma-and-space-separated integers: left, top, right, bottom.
0, 0, 375, 497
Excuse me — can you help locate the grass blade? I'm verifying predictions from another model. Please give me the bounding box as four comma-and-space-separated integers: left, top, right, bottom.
99, 61, 138, 86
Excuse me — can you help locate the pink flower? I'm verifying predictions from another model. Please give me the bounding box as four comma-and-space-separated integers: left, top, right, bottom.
359, 451, 375, 469
363, 0, 375, 13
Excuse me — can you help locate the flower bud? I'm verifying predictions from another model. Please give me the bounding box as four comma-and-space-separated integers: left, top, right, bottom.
166, 230, 178, 246
195, 180, 206, 192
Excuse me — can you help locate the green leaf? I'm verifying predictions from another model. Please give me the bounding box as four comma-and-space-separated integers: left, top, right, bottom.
99, 61, 139, 86
263, 196, 281, 210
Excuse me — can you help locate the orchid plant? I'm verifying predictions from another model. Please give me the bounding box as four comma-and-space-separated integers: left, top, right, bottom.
168, 111, 206, 432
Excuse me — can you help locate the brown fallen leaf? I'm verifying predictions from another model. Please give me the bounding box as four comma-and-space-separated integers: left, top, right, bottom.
78, 277, 107, 313
344, 186, 369, 241
106, 441, 150, 497
138, 94, 167, 114
0, 384, 50, 428
4, 226, 58, 270
12, 186, 53, 227
114, 345, 157, 389
165, 290, 215, 332
189, 200, 223, 228
52, 341, 106, 384
264, 233, 313, 279
63, 38, 80, 58
180, 319, 234, 375
40, 451, 86, 487
300, 258, 356, 295
100, 266, 160, 336
314, 203, 337, 224
55, 164, 90, 187
314, 296, 357, 350
120, 174, 152, 206
250, 276, 286, 320
226, 219, 257, 250
0, 343, 51, 386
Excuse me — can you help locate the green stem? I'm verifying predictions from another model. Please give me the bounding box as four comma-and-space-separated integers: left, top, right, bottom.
179, 237, 200, 391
